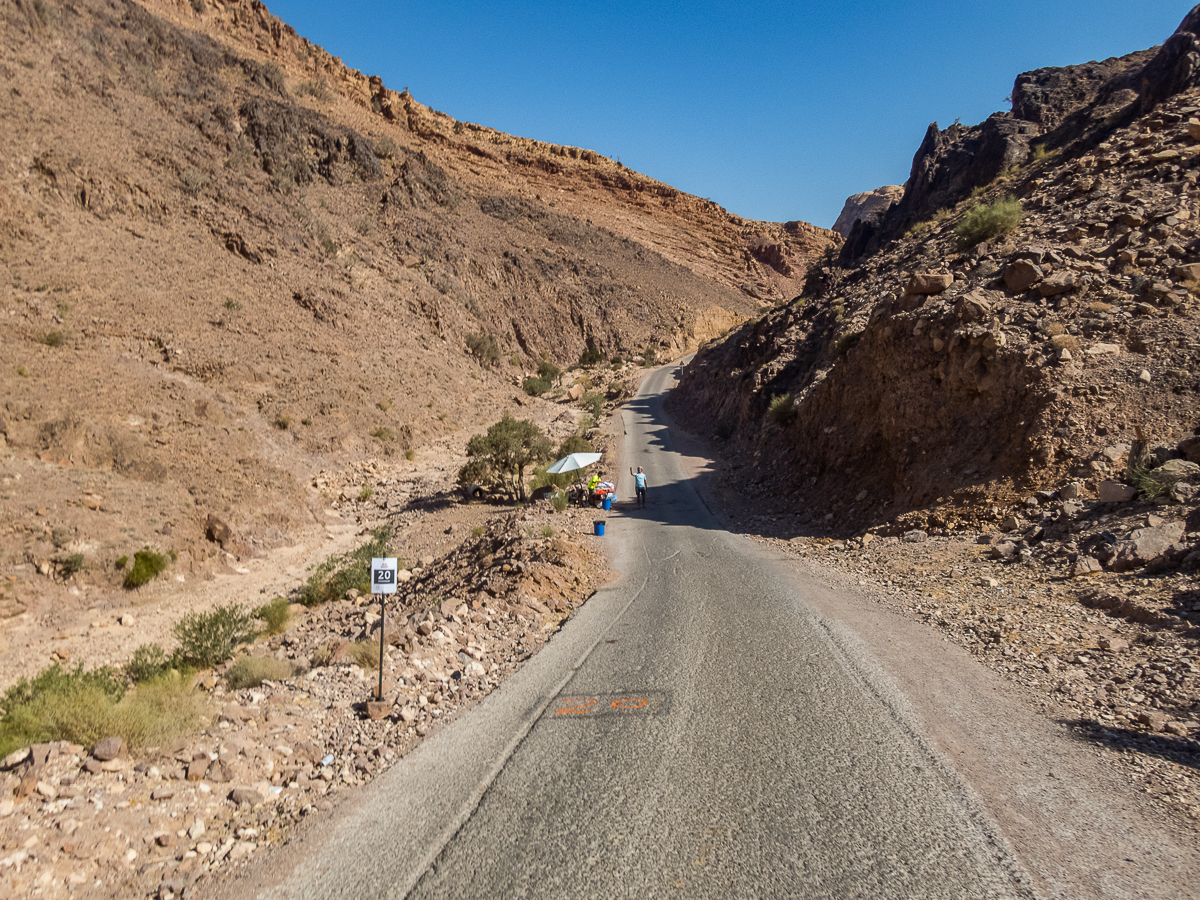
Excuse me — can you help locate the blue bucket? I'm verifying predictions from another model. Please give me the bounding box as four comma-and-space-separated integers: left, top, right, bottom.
602, 496, 612, 511
594, 521, 605, 537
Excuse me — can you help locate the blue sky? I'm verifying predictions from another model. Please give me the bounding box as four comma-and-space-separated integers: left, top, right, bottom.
263, 1, 1190, 228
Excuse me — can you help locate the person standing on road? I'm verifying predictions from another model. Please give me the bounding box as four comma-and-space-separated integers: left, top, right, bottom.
630, 466, 648, 508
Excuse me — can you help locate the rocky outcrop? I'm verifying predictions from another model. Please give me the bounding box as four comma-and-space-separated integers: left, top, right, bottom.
669, 78, 1200, 537
841, 6, 1200, 264
832, 186, 903, 238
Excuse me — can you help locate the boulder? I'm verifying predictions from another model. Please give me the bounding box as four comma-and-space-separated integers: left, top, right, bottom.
365, 700, 391, 721
1003, 260, 1043, 292
1110, 521, 1186, 571
229, 787, 264, 807
1038, 271, 1078, 297
1136, 710, 1169, 732
1169, 482, 1197, 503
902, 529, 928, 543
1149, 459, 1200, 486
905, 273, 953, 295
1, 747, 30, 771
1172, 262, 1200, 282
204, 514, 233, 549
91, 737, 125, 762
1097, 480, 1137, 503
1181, 436, 1200, 464
955, 290, 993, 322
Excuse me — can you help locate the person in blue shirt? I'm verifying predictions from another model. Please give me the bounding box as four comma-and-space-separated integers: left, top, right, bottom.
630, 466, 648, 508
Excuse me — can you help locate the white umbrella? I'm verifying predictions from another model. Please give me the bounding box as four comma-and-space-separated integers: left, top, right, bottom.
546, 451, 602, 474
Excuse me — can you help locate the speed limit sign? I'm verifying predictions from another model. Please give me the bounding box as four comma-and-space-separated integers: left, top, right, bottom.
370, 557, 398, 594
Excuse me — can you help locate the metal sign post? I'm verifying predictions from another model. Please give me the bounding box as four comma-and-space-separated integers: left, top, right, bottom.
370, 557, 398, 701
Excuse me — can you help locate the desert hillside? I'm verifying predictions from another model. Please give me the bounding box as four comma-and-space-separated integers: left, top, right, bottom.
0, 0, 836, 631
670, 8, 1200, 538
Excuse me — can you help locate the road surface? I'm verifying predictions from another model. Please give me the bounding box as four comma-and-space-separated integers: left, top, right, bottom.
219, 363, 1198, 900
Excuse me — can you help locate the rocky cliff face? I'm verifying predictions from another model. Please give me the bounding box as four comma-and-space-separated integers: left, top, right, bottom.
840, 8, 1200, 264
670, 10, 1200, 537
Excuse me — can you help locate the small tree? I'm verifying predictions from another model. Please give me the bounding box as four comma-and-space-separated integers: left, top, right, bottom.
460, 415, 552, 502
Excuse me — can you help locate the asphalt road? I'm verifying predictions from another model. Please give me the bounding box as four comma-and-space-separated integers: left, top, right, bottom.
224, 363, 1199, 900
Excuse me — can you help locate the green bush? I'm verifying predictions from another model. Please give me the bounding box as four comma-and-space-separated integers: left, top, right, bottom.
0, 664, 207, 757
123, 548, 172, 589
522, 376, 551, 396
226, 656, 294, 690
299, 527, 393, 607
557, 433, 593, 457
767, 393, 797, 428
0, 663, 125, 758
954, 198, 1023, 248
551, 492, 569, 512
578, 346, 603, 367
641, 347, 658, 368
126, 644, 172, 684
38, 331, 65, 348
582, 392, 604, 418
254, 596, 291, 636
836, 330, 863, 356
466, 332, 501, 367
56, 553, 85, 578
172, 604, 257, 669
371, 426, 394, 442
536, 359, 561, 382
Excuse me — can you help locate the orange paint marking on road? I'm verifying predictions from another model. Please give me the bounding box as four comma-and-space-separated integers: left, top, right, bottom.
555, 698, 599, 716
610, 697, 648, 710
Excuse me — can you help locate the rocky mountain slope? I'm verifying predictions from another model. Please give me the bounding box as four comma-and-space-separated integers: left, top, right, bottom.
670, 8, 1200, 539
0, 0, 836, 634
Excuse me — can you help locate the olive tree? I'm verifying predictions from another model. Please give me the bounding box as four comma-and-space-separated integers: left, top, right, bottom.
458, 415, 552, 502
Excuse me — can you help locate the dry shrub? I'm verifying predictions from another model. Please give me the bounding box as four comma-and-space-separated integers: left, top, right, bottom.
347, 640, 380, 670
226, 656, 294, 690
311, 640, 339, 668
111, 672, 212, 748
1050, 333, 1080, 353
